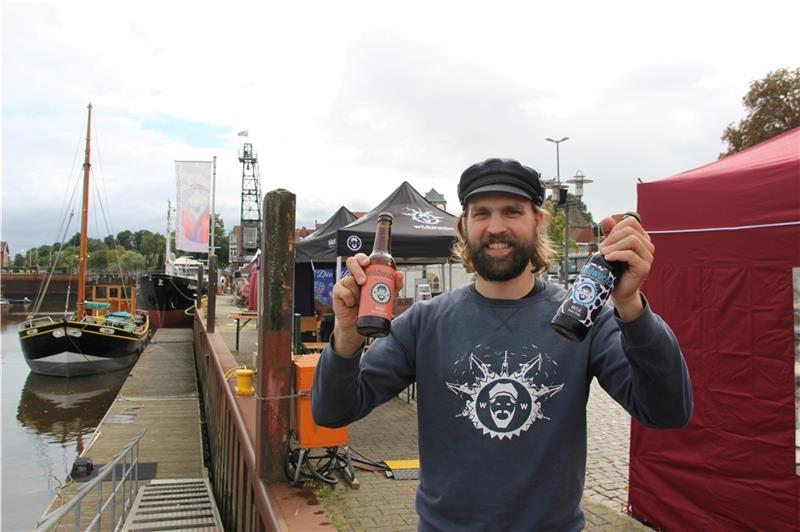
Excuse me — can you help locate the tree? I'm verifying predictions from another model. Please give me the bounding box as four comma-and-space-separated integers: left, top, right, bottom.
87, 238, 105, 253
87, 249, 110, 271
211, 214, 229, 267
138, 232, 165, 268
721, 67, 800, 157
133, 230, 154, 253
13, 253, 25, 268
116, 230, 135, 250
544, 195, 587, 275
36, 245, 53, 268
118, 250, 146, 271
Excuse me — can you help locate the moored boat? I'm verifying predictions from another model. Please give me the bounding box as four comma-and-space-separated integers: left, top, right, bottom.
136, 203, 201, 328
17, 104, 150, 377
136, 271, 197, 328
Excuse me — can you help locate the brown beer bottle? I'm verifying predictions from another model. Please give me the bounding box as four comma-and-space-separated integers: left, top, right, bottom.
357, 212, 396, 338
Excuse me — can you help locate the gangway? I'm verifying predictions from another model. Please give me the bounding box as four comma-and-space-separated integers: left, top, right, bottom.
121, 478, 222, 531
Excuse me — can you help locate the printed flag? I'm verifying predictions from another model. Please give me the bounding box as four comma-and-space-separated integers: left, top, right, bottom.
237, 130, 249, 137
175, 161, 213, 253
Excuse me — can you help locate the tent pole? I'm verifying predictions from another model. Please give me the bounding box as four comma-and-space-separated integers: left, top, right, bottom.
336, 256, 343, 283
448, 262, 453, 292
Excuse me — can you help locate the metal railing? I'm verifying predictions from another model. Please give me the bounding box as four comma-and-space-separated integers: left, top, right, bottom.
35, 431, 145, 532
194, 318, 284, 531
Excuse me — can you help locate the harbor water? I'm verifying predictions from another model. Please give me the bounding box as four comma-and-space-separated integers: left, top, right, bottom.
1, 302, 128, 531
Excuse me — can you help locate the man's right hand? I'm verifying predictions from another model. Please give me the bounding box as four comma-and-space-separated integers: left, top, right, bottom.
330, 253, 404, 357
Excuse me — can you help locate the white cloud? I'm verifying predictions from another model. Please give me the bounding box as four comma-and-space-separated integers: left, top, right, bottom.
2, 0, 798, 253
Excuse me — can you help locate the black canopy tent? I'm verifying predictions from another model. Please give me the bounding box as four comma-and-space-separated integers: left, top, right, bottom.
293, 206, 358, 318
296, 206, 357, 263
335, 181, 458, 263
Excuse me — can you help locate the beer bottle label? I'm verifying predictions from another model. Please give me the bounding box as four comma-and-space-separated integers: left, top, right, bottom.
358, 264, 395, 321
557, 262, 615, 328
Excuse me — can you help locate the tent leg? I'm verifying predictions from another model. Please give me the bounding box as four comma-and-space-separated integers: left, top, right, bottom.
448, 262, 453, 292
336, 256, 343, 283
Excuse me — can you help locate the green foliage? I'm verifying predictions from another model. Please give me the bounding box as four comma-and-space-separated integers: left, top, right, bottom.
544, 197, 581, 265
87, 238, 105, 253
721, 67, 800, 157
17, 217, 228, 273
116, 230, 135, 249
545, 199, 565, 261
138, 232, 165, 268
212, 214, 229, 267
87, 249, 110, 271
118, 249, 146, 270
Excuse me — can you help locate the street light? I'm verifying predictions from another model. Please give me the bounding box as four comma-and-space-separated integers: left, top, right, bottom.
545, 137, 569, 183
546, 136, 570, 287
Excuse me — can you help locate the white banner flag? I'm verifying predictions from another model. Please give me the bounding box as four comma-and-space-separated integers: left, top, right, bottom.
175, 161, 213, 253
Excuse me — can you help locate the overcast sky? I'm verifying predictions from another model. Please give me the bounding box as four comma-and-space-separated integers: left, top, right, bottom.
2, 0, 798, 254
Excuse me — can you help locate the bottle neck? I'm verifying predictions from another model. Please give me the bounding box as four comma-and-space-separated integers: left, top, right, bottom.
372, 221, 392, 255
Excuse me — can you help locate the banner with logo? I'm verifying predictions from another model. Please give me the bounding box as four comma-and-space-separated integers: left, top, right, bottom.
175, 160, 213, 253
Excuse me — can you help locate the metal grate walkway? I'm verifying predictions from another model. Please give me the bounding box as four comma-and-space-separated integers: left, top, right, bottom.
121, 478, 223, 531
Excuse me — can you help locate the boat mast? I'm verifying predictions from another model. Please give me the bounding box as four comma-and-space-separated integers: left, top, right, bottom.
75, 103, 92, 320
210, 155, 217, 256
165, 200, 172, 274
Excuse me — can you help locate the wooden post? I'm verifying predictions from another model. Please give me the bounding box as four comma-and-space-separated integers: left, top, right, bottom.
207, 255, 217, 333
196, 265, 204, 309
255, 189, 296, 481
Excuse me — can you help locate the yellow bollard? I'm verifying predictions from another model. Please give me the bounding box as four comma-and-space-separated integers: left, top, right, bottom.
234, 369, 255, 396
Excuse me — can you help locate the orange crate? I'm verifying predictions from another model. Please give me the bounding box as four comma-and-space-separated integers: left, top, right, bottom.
293, 354, 349, 448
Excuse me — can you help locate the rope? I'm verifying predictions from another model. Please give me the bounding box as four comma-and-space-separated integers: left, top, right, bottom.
254, 391, 308, 401
647, 220, 800, 234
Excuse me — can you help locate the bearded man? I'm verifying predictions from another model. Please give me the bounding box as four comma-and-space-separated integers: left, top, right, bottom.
313, 157, 692, 531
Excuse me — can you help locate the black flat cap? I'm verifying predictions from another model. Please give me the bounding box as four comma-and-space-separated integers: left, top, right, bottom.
457, 158, 544, 206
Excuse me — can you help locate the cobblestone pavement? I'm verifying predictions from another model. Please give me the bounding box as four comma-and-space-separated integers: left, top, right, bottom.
318, 382, 649, 531
213, 296, 648, 530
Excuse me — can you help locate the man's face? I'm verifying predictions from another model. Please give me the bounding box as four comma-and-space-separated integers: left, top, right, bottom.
464, 193, 542, 282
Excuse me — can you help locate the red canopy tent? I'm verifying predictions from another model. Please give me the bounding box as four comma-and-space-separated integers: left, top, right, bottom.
632, 127, 800, 530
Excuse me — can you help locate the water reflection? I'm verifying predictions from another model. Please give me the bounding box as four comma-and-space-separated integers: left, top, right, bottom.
2, 295, 131, 530
17, 371, 128, 453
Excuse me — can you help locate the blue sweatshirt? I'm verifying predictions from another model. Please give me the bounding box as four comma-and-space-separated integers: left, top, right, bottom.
312, 282, 692, 531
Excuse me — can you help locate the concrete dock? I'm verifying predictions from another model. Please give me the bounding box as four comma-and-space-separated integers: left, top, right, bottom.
43, 328, 205, 530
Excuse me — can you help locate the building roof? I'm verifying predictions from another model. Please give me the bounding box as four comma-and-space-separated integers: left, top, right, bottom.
425, 188, 445, 202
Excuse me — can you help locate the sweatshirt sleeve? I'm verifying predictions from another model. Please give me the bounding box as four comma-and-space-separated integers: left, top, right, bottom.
312, 306, 418, 428
589, 296, 693, 429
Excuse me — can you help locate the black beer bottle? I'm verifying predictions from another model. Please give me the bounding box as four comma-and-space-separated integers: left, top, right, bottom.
551, 213, 641, 342
356, 213, 396, 338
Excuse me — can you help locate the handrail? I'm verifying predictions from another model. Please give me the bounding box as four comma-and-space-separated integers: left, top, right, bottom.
35, 430, 145, 532
18, 316, 56, 328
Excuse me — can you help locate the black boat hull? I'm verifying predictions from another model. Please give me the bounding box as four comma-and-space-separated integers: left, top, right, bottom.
19, 318, 149, 377
136, 273, 196, 329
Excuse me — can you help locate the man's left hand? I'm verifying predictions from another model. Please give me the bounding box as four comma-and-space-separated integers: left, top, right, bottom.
598, 214, 654, 320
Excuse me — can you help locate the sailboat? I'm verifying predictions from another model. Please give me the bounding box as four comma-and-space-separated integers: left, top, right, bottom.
136, 201, 201, 329
17, 104, 151, 377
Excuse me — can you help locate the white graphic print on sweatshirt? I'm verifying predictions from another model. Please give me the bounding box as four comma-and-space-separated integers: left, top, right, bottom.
445, 347, 564, 440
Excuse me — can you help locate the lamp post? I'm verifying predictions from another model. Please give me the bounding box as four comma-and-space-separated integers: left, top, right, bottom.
545, 137, 569, 184
546, 136, 570, 286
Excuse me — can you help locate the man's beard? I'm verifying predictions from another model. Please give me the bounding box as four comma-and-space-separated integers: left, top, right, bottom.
467, 233, 539, 281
